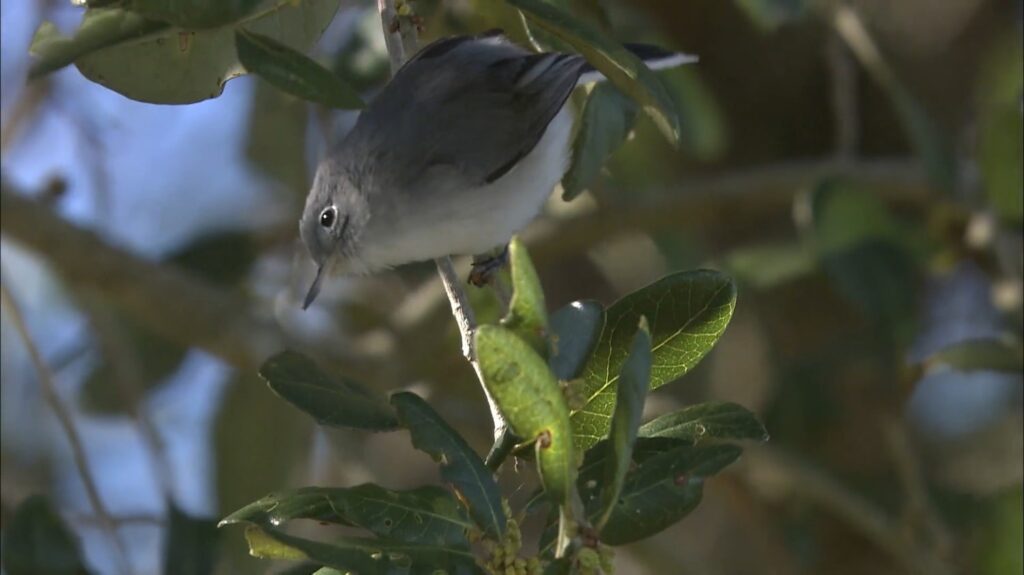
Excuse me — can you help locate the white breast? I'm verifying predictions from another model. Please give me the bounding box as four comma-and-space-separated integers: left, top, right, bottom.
357, 106, 574, 270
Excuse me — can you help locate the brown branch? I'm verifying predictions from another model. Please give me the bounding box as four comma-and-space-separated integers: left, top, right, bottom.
0, 283, 132, 575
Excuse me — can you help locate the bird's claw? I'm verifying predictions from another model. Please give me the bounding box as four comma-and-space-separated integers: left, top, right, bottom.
468, 245, 509, 287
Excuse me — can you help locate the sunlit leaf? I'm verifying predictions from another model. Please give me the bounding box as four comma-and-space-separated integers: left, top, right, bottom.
236, 29, 363, 109
571, 270, 737, 450
549, 300, 604, 381
501, 238, 549, 356
1, 495, 91, 575
475, 325, 575, 507
596, 319, 651, 530
259, 350, 398, 431
125, 0, 263, 29
507, 0, 682, 145
390, 392, 506, 539
221, 484, 471, 548
639, 401, 769, 443
29, 11, 166, 79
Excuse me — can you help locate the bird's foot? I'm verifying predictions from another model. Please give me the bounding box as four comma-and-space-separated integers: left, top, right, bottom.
468, 245, 509, 287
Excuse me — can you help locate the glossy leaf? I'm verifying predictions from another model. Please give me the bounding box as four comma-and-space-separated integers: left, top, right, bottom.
236, 29, 363, 109
125, 0, 263, 29
598, 444, 742, 545
548, 300, 604, 381
596, 319, 651, 529
571, 270, 737, 450
391, 392, 506, 539
639, 401, 769, 443
259, 350, 398, 431
508, 0, 682, 145
562, 82, 638, 201
1, 495, 91, 575
221, 484, 471, 548
30, 0, 340, 104
243, 525, 482, 575
501, 237, 549, 356
475, 325, 575, 507
164, 506, 219, 575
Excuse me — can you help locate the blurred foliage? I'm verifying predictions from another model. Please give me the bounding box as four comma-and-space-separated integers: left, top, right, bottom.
3, 0, 1022, 573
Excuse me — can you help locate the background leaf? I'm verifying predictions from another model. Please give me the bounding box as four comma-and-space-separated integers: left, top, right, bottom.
562, 82, 638, 201
390, 392, 506, 539
259, 350, 398, 431
1, 495, 91, 575
571, 270, 737, 450
235, 29, 363, 109
164, 506, 219, 575
638, 401, 769, 442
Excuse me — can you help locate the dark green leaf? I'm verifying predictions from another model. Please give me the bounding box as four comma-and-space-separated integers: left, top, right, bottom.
549, 300, 605, 381
571, 270, 737, 450
977, 35, 1024, 223
501, 237, 549, 356
236, 29, 363, 109
243, 525, 482, 575
259, 350, 398, 431
660, 65, 727, 160
246, 79, 310, 192
30, 0, 340, 104
639, 401, 768, 443
164, 506, 219, 575
124, 0, 263, 29
598, 444, 741, 545
475, 325, 575, 507
596, 319, 651, 530
2, 495, 91, 575
29, 10, 167, 79
733, 0, 807, 31
390, 392, 506, 539
507, 0, 682, 145
562, 82, 638, 201
221, 485, 471, 548
170, 231, 259, 287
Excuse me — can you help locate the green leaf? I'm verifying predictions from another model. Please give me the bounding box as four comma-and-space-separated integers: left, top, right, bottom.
976, 34, 1024, 223
244, 525, 482, 575
562, 82, 638, 201
29, 11, 167, 79
639, 401, 768, 443
724, 242, 815, 290
221, 484, 472, 548
549, 300, 604, 381
507, 0, 683, 145
259, 350, 398, 431
598, 444, 741, 545
501, 237, 549, 356
571, 270, 737, 451
923, 339, 1024, 373
733, 0, 806, 31
170, 231, 259, 287
390, 392, 506, 539
475, 325, 576, 507
659, 67, 727, 161
977, 488, 1024, 575
124, 0, 263, 29
596, 319, 651, 530
1, 495, 91, 575
164, 506, 219, 575
30, 0, 341, 104
246, 79, 310, 192
235, 29, 363, 109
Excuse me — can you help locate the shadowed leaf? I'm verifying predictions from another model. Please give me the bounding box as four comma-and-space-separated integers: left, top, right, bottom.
259, 351, 398, 431
549, 300, 604, 381
562, 82, 638, 201
391, 392, 506, 539
124, 0, 263, 29
1, 495, 91, 575
164, 506, 219, 575
639, 401, 769, 443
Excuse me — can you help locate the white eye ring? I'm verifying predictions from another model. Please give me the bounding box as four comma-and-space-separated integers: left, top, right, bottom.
319, 206, 337, 228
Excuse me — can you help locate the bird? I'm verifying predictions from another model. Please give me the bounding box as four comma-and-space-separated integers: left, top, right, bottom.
299, 30, 695, 308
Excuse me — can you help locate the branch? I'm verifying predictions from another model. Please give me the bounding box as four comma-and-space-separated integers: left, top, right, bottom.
0, 186, 368, 375
376, 0, 509, 441
0, 283, 132, 575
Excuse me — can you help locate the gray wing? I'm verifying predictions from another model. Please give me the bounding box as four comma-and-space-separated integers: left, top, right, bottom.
343, 33, 584, 190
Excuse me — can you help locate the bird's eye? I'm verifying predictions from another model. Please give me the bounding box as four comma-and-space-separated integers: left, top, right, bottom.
319, 206, 337, 228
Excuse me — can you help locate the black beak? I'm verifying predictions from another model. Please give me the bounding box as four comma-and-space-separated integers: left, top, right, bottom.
303, 264, 326, 310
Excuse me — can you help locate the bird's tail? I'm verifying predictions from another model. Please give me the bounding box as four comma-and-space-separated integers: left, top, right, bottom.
576, 43, 698, 85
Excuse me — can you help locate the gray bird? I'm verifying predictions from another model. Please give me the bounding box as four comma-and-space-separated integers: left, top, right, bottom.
299, 31, 694, 308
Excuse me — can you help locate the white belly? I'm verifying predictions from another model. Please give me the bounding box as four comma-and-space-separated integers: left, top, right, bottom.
358, 106, 573, 270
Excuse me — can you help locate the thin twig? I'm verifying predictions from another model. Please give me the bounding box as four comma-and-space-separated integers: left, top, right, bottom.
1, 282, 132, 575
376, 0, 509, 441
